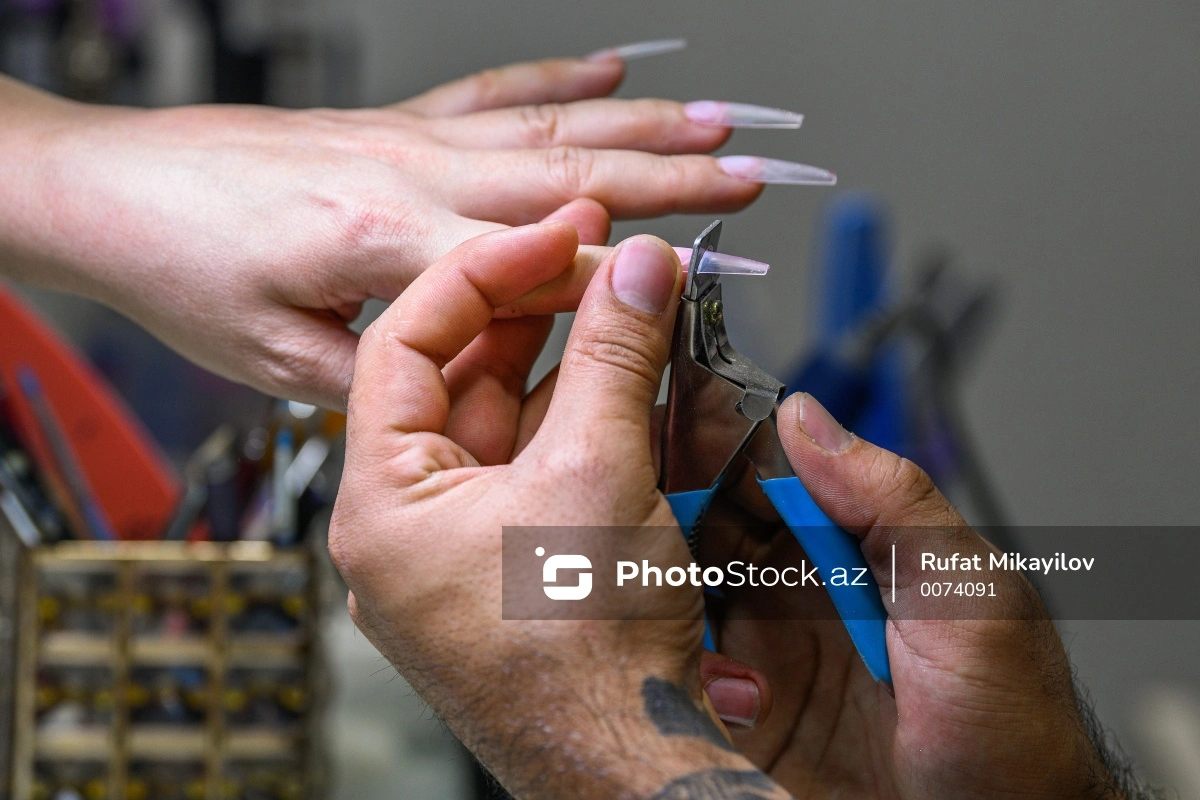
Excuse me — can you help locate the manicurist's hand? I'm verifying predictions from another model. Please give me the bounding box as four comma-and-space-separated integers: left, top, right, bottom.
328, 223, 802, 800
0, 53, 780, 409
696, 393, 1131, 799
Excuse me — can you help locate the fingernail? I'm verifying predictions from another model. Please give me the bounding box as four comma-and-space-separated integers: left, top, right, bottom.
797, 392, 854, 453
718, 155, 837, 185
704, 678, 760, 728
685, 101, 803, 129
586, 38, 687, 63
611, 238, 678, 314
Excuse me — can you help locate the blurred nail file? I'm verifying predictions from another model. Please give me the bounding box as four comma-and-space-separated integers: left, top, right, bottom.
672, 247, 770, 276
16, 366, 115, 541
271, 428, 295, 544
0, 486, 40, 547
162, 424, 238, 541
204, 429, 241, 542
285, 436, 330, 498
588, 38, 686, 62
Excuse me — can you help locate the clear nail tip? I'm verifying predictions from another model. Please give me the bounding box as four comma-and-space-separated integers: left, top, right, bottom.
685, 101, 804, 129
718, 155, 837, 186
588, 38, 687, 62
673, 247, 770, 276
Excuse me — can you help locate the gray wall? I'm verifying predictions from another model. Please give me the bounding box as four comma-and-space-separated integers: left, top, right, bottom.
349, 1, 1200, 525
341, 1, 1200, 787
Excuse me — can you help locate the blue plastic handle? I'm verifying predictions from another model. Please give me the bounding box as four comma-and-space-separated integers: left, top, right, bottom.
759, 476, 892, 684
665, 489, 717, 651
666, 489, 716, 535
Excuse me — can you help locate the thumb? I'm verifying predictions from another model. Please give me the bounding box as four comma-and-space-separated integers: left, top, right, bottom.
776, 391, 995, 599
536, 236, 681, 470
777, 392, 963, 540
776, 392, 1058, 682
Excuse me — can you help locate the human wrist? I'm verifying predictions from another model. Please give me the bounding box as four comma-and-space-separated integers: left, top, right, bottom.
0, 77, 135, 295
468, 700, 769, 800
415, 648, 776, 800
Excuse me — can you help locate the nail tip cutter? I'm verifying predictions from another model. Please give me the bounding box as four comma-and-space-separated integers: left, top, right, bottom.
659, 220, 892, 685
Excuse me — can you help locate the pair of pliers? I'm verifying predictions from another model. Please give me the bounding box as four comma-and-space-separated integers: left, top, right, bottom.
660, 220, 892, 685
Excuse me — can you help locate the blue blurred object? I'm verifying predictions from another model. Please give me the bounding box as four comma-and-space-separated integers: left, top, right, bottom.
787, 194, 909, 457
785, 196, 1012, 534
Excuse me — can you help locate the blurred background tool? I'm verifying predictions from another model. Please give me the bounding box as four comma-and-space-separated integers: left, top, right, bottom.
785, 195, 1013, 546
0, 291, 335, 799
0, 288, 178, 543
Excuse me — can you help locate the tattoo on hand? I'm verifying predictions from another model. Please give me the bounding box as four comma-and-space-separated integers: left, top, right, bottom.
642, 677, 735, 752
650, 769, 791, 800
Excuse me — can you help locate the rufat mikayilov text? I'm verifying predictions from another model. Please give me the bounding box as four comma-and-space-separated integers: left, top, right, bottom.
923, 552, 1095, 575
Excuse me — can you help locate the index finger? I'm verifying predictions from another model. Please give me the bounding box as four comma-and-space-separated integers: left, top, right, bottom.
348, 222, 578, 446
498, 243, 694, 317
495, 244, 609, 317
395, 58, 623, 117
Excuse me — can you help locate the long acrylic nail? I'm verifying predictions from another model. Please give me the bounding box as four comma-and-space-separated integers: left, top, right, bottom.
704, 678, 760, 728
586, 38, 687, 63
797, 392, 854, 453
685, 101, 803, 129
718, 155, 837, 185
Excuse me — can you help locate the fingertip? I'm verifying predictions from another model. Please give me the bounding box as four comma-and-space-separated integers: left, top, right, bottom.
609, 235, 682, 315
540, 197, 612, 246
577, 53, 626, 89
700, 651, 773, 730
681, 114, 735, 152
537, 55, 624, 102
725, 176, 767, 209
618, 233, 682, 266
777, 392, 804, 443
463, 221, 579, 289
537, 217, 581, 247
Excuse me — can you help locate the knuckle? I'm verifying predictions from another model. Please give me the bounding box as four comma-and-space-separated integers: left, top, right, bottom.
256, 336, 315, 395
875, 452, 941, 512
380, 434, 459, 486
258, 330, 348, 402
519, 103, 566, 147
570, 333, 661, 390
656, 155, 693, 191
544, 145, 596, 195
338, 202, 409, 253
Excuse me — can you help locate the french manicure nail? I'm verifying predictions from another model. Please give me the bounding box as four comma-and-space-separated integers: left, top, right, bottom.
797, 392, 854, 453
704, 678, 760, 728
685, 101, 803, 129
586, 38, 687, 63
718, 155, 837, 186
611, 238, 677, 314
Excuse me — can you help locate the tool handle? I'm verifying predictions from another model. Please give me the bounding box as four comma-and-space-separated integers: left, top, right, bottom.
665, 489, 717, 651
665, 489, 717, 534
758, 476, 892, 684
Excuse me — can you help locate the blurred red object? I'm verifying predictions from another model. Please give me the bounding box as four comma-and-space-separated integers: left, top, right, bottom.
0, 287, 179, 539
